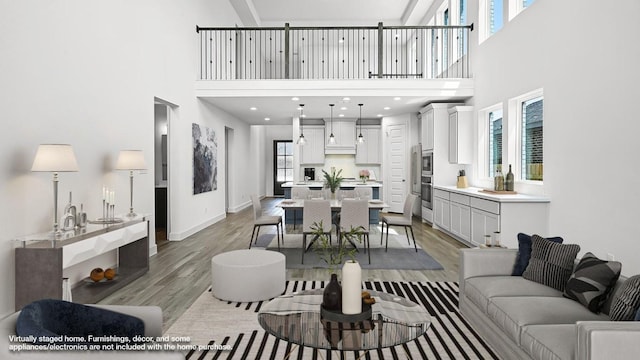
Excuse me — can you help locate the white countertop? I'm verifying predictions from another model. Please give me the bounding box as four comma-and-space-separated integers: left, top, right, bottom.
433, 185, 550, 203
282, 181, 383, 188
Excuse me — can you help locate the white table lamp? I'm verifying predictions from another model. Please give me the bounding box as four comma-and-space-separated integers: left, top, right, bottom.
116, 150, 146, 217
31, 144, 79, 234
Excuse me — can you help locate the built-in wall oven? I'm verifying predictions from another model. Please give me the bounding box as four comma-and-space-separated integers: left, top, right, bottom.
422, 150, 433, 175
421, 175, 432, 210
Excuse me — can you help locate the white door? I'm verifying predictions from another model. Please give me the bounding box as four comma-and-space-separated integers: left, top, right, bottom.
386, 123, 407, 213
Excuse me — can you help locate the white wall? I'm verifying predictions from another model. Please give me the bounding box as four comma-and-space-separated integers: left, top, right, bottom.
0, 0, 246, 317
468, 0, 640, 274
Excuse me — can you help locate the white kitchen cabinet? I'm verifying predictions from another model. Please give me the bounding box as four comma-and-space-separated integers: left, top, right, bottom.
421, 107, 435, 151
325, 119, 356, 154
355, 126, 381, 164
471, 208, 500, 246
449, 193, 471, 242
300, 125, 325, 164
448, 106, 473, 164
433, 189, 451, 231
432, 186, 549, 248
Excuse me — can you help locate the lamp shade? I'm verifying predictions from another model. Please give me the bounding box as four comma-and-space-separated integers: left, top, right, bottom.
31, 144, 79, 172
116, 150, 147, 170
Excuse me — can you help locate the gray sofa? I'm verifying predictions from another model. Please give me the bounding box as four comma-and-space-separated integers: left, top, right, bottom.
460, 248, 640, 360
0, 304, 184, 359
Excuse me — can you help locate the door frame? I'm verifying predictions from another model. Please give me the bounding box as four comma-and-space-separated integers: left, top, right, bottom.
273, 140, 293, 196
384, 119, 409, 213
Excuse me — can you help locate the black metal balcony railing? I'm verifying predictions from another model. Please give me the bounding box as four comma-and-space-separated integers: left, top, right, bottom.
196, 23, 473, 81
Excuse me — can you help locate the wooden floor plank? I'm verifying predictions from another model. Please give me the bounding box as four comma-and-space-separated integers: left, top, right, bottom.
98, 197, 468, 332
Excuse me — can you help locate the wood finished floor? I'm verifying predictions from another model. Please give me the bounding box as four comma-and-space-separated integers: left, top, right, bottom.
98, 197, 468, 332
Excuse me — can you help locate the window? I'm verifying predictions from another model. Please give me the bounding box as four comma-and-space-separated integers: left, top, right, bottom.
459, 0, 468, 56
509, 0, 535, 20
480, 0, 504, 43
488, 109, 503, 177
520, 95, 543, 181
490, 0, 504, 35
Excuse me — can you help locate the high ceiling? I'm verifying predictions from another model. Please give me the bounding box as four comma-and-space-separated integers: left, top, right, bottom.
230, 0, 436, 27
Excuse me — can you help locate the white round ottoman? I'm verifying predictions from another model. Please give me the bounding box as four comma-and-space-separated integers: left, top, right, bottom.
211, 249, 286, 302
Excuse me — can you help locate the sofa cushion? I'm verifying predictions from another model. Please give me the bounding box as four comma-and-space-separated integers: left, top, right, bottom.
487, 296, 608, 345
512, 233, 564, 276
520, 324, 576, 360
465, 276, 562, 313
563, 252, 621, 313
610, 275, 640, 321
522, 235, 580, 291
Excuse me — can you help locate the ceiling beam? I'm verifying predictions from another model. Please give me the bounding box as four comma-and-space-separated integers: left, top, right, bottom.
229, 0, 261, 26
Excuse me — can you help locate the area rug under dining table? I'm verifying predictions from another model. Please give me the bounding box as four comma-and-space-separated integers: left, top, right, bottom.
252, 230, 444, 270
165, 280, 497, 359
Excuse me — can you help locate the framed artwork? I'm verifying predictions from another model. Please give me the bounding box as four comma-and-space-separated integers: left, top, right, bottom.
192, 123, 217, 194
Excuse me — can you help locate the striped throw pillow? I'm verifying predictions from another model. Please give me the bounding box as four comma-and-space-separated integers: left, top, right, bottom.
610, 275, 640, 321
522, 235, 580, 291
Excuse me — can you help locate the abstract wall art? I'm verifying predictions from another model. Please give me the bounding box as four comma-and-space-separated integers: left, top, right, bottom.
192, 123, 217, 194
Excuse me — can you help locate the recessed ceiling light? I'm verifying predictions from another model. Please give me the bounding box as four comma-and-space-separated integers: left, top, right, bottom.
377, 114, 383, 117
340, 107, 347, 111
338, 114, 344, 117
292, 97, 299, 101
264, 117, 270, 121
342, 97, 350, 101
250, 107, 257, 111
383, 107, 391, 110
393, 97, 401, 101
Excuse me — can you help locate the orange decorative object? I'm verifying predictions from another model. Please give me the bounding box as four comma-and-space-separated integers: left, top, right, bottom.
104, 268, 116, 280
90, 268, 105, 282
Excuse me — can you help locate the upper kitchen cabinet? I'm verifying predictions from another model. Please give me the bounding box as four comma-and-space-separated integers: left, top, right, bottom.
355, 126, 381, 164
448, 106, 474, 164
421, 107, 435, 151
325, 119, 356, 154
300, 125, 325, 164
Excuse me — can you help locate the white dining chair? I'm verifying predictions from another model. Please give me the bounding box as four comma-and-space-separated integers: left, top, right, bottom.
250, 194, 283, 250
339, 199, 371, 264
380, 193, 419, 252
302, 199, 332, 264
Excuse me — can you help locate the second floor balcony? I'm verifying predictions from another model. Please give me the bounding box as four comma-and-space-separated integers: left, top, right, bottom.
196, 23, 473, 81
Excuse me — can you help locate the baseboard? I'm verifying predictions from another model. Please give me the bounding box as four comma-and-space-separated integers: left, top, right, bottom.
227, 199, 252, 213
168, 213, 226, 241
149, 244, 158, 257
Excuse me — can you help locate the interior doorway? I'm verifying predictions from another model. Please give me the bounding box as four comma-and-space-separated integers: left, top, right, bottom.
386, 122, 408, 213
273, 140, 293, 196
225, 127, 234, 212
154, 97, 177, 246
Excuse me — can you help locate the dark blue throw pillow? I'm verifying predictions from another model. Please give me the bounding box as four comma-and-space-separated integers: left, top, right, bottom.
16, 299, 145, 345
512, 233, 564, 276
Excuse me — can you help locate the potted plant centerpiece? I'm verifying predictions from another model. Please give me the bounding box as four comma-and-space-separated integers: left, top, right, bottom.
322, 168, 343, 199
359, 169, 370, 184
310, 221, 365, 313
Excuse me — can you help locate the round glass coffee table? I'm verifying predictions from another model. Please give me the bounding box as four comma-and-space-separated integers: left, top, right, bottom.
258, 288, 431, 351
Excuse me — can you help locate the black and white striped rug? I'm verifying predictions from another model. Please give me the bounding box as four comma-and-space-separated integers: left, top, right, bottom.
168, 281, 497, 359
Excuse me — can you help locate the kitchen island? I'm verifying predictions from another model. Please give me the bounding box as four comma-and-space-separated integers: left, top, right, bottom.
281, 181, 383, 225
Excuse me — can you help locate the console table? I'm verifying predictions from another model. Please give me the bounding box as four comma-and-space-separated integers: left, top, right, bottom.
14, 216, 149, 311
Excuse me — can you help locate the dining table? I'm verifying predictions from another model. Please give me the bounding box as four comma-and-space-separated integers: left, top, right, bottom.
277, 198, 388, 251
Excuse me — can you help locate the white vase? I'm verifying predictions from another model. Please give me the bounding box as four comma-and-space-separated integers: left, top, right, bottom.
341, 260, 362, 314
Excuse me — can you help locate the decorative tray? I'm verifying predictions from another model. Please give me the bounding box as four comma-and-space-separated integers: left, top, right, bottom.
82, 275, 118, 285
479, 189, 518, 195
320, 302, 372, 323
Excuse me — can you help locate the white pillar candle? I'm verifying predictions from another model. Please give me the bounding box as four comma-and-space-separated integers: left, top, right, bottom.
103, 186, 106, 200
341, 260, 362, 314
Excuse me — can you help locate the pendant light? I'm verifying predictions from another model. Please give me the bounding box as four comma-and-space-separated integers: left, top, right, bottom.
328, 104, 336, 144
297, 104, 306, 145
357, 103, 365, 143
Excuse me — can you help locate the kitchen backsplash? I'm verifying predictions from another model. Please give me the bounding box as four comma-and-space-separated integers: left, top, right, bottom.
302, 154, 381, 180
